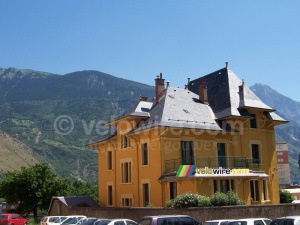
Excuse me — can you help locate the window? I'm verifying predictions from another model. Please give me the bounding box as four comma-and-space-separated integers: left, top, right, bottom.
278, 159, 284, 162
250, 180, 259, 201
121, 162, 132, 183
277, 151, 283, 155
250, 114, 257, 128
108, 185, 113, 206
121, 198, 132, 207
141, 143, 148, 165
217, 143, 226, 167
121, 135, 130, 149
170, 182, 177, 199
279, 178, 286, 183
181, 141, 194, 165
262, 180, 269, 201
213, 179, 235, 193
278, 165, 284, 169
251, 144, 260, 164
142, 183, 150, 206
107, 151, 112, 170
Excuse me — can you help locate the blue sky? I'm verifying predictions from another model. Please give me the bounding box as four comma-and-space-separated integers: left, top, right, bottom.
1, 1, 300, 101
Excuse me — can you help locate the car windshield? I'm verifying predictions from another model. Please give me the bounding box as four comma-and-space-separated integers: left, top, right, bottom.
54, 217, 68, 224
94, 220, 111, 225
49, 218, 60, 222
228, 221, 247, 225
63, 218, 81, 224
270, 219, 295, 225
205, 222, 219, 225
81, 219, 97, 225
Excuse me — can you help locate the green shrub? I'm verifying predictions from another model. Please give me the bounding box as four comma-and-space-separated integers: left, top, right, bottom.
165, 192, 211, 208
280, 189, 295, 203
210, 191, 227, 206
198, 195, 212, 207
210, 191, 245, 206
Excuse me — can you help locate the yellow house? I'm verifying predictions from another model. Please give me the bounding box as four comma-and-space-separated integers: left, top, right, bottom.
87, 64, 287, 207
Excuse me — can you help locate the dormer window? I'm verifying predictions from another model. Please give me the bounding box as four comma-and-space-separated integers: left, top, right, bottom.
121, 134, 130, 149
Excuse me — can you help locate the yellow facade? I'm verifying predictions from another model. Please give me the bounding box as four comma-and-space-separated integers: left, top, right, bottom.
88, 67, 286, 207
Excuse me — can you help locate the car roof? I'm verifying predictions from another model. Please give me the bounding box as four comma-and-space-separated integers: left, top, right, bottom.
232, 218, 271, 221
273, 217, 300, 220
142, 215, 191, 218
206, 220, 233, 222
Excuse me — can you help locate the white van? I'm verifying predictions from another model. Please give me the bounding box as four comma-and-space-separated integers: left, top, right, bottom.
228, 218, 271, 225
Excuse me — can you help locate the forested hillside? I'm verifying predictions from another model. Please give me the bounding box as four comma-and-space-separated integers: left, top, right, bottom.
0, 67, 154, 182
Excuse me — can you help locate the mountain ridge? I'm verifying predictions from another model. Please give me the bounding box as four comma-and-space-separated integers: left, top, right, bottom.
0, 67, 155, 182
1, 67, 300, 184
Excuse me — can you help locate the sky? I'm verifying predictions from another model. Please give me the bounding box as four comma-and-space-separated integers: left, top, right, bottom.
1, 1, 300, 101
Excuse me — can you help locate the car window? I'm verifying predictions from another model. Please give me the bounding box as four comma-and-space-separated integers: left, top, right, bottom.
157, 218, 168, 225
138, 219, 152, 225
167, 217, 180, 225
50, 218, 59, 222
205, 222, 219, 225
220, 222, 230, 225
254, 220, 265, 225
114, 221, 125, 225
95, 220, 111, 225
126, 220, 137, 225
229, 222, 247, 225
264, 220, 271, 225
180, 217, 200, 225
11, 215, 19, 219
0, 215, 8, 219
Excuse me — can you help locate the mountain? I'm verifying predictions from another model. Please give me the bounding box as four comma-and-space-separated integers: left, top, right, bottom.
1, 67, 299, 184
0, 130, 41, 177
250, 83, 300, 182
0, 67, 155, 182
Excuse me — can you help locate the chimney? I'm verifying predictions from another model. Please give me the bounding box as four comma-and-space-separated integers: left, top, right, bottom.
139, 96, 148, 101
199, 77, 208, 103
155, 73, 165, 103
225, 62, 229, 68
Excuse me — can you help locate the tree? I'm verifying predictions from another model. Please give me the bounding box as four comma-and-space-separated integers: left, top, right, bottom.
280, 189, 295, 203
0, 163, 69, 217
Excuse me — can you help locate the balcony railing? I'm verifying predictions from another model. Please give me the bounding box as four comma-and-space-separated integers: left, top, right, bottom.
164, 156, 260, 173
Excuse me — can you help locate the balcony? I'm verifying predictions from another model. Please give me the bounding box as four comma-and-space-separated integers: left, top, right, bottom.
164, 156, 260, 173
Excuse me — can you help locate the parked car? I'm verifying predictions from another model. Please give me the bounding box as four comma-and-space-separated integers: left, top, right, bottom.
94, 219, 112, 225
62, 216, 87, 225
76, 218, 98, 225
107, 219, 137, 225
138, 215, 202, 225
40, 216, 61, 225
52, 217, 70, 225
205, 220, 233, 225
0, 214, 28, 225
228, 218, 271, 225
270, 216, 300, 225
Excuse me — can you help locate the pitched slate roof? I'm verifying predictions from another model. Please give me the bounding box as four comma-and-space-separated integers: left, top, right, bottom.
188, 66, 286, 122
54, 196, 101, 207
132, 87, 222, 133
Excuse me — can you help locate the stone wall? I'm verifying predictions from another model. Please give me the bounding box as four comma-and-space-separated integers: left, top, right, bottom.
51, 204, 300, 223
